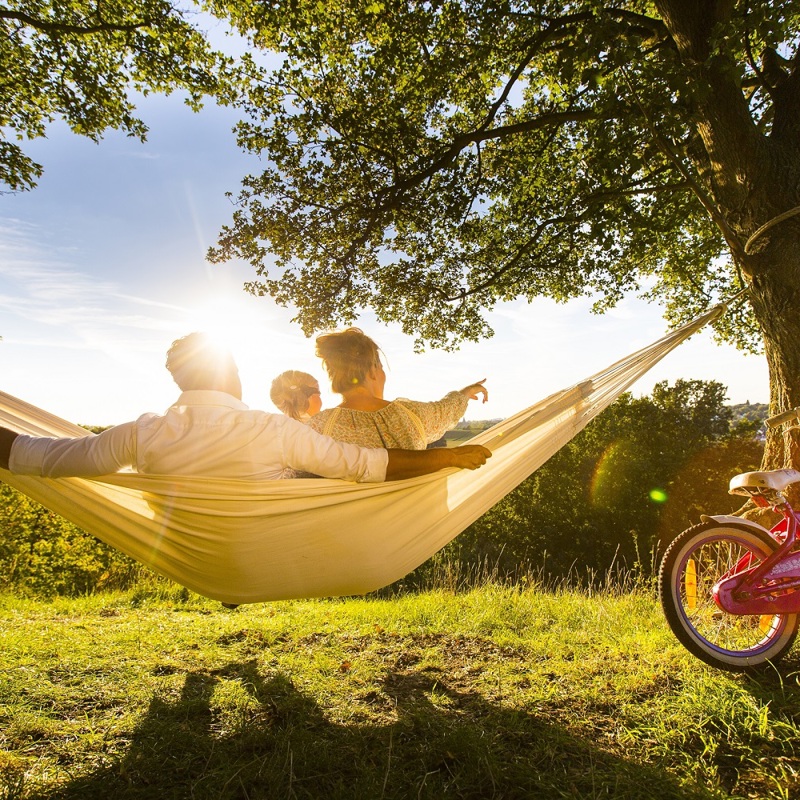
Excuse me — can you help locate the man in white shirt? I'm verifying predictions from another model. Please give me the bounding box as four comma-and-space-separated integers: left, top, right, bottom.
0, 333, 491, 481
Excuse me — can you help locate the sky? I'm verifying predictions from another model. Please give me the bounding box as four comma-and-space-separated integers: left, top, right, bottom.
0, 93, 770, 428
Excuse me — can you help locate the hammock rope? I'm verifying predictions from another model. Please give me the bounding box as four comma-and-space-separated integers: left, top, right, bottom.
0, 306, 722, 604
745, 205, 800, 255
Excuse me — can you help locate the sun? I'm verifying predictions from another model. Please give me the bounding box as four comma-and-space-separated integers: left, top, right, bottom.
183, 292, 277, 366
180, 287, 323, 407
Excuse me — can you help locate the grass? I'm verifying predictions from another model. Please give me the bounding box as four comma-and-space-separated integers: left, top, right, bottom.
2, 581, 800, 799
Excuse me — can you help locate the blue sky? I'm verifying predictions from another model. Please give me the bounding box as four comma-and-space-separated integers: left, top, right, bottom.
0, 93, 769, 426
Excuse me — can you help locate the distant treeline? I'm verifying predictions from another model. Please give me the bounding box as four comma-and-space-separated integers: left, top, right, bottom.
452, 400, 768, 436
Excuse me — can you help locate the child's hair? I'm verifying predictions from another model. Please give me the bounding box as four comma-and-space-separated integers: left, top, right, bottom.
314, 327, 383, 394
270, 370, 320, 420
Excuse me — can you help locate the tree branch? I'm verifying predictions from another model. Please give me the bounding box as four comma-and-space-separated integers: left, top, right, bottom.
469, 110, 603, 145
473, 29, 554, 135
761, 47, 791, 89
0, 9, 154, 35
459, 141, 483, 225
383, 109, 600, 208
442, 214, 577, 302
440, 173, 690, 303
603, 8, 669, 40
374, 7, 669, 209
516, 8, 668, 42
619, 66, 747, 263
583, 180, 690, 204
742, 5, 774, 101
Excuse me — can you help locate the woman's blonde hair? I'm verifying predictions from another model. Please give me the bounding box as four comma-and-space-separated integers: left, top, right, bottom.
315, 328, 382, 394
270, 370, 319, 420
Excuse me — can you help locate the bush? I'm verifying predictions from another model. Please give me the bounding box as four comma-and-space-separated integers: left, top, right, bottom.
410, 381, 764, 586
0, 484, 141, 597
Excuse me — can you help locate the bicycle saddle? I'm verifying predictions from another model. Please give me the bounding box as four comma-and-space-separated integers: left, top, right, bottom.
729, 468, 800, 496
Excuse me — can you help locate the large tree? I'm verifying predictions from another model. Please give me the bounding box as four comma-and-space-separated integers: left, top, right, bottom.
0, 0, 240, 191
209, 0, 800, 469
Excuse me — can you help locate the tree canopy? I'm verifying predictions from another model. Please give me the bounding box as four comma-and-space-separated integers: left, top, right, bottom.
0, 0, 240, 191
207, 1, 794, 347
5, 1, 800, 469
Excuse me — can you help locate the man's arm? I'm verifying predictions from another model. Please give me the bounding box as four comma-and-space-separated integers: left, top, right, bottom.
1, 424, 137, 477
283, 418, 492, 483
0, 426, 19, 470
385, 445, 491, 481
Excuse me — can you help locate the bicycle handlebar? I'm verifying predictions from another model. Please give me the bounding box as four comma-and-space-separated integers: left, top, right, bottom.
765, 407, 800, 428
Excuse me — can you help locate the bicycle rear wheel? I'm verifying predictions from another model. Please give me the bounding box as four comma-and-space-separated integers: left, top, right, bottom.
659, 522, 799, 671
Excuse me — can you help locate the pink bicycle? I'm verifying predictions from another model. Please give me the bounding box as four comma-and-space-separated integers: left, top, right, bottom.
659, 406, 800, 671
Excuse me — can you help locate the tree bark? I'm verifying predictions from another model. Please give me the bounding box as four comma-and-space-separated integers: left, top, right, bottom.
747, 222, 800, 472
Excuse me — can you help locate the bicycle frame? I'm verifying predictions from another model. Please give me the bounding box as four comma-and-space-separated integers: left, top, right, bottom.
714, 507, 800, 615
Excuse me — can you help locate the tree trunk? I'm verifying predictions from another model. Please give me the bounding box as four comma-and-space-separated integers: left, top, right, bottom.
746, 219, 800, 472
659, 0, 800, 472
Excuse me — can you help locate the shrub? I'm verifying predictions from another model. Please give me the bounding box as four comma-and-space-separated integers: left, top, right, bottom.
0, 484, 140, 596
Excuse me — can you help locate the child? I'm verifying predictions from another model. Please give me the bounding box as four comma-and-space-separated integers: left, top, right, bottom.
269, 370, 322, 422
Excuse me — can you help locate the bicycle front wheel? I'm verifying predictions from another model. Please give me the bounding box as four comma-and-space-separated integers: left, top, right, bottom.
659, 522, 799, 671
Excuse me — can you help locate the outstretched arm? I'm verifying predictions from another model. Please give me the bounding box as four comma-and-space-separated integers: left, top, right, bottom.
385, 444, 491, 481
0, 426, 19, 470
459, 379, 489, 404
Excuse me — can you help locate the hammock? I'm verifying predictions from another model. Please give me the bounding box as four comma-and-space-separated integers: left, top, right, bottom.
0, 307, 722, 605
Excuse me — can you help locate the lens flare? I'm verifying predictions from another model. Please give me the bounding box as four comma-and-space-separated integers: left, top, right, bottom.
589, 441, 624, 507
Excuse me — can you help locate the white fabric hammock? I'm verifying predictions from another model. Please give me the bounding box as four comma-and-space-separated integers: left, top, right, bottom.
0, 307, 721, 604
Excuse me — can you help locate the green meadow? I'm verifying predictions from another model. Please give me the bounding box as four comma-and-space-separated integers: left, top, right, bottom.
2, 581, 799, 800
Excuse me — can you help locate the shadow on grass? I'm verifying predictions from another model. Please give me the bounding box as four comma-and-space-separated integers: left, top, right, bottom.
30, 655, 717, 800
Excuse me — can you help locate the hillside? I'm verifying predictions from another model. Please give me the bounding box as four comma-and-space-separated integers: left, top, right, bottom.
730, 401, 769, 425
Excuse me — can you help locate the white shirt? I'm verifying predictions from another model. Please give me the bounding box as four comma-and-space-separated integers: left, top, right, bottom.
9, 390, 388, 482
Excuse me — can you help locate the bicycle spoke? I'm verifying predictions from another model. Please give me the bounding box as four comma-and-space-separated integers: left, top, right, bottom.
682, 538, 770, 652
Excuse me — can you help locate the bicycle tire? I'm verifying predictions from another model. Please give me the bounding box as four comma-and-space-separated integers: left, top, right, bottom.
659, 522, 799, 671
